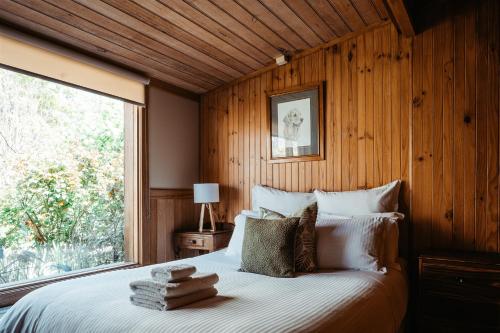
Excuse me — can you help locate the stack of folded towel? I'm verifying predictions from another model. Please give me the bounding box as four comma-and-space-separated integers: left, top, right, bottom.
129, 264, 219, 311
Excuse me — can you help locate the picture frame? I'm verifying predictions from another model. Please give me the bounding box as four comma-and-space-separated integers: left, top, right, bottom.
266, 82, 324, 163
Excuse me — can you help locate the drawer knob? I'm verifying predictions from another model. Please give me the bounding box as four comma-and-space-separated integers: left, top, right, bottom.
457, 277, 465, 285
192, 240, 197, 244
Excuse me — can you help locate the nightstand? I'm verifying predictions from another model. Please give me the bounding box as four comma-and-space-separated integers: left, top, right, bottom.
418, 251, 500, 333
174, 227, 232, 259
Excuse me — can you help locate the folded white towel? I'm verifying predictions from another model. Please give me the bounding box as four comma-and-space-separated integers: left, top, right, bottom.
151, 264, 196, 283
129, 273, 219, 298
130, 287, 218, 311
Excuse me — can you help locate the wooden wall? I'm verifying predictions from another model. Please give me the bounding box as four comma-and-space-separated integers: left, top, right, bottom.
145, 189, 197, 264
200, 0, 500, 255
412, 0, 499, 253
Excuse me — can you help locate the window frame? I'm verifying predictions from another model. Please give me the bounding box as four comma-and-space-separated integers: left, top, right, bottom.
0, 101, 149, 308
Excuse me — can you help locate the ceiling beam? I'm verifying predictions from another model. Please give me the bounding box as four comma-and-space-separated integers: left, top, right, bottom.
383, 0, 415, 36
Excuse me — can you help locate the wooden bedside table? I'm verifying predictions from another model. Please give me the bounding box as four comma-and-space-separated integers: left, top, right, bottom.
174, 227, 232, 259
418, 251, 500, 333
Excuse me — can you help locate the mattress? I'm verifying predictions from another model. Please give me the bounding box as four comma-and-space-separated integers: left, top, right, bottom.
0, 250, 408, 333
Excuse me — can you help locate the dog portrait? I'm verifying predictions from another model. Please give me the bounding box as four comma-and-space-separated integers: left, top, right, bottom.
282, 108, 303, 141
268, 83, 324, 162
277, 97, 311, 149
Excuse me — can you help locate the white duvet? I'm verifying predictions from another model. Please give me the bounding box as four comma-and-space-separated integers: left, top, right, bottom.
0, 250, 407, 333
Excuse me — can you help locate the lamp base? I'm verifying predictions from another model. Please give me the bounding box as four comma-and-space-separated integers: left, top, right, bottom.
198, 203, 216, 232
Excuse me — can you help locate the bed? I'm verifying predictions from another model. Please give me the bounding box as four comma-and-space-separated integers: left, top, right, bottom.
0, 249, 407, 333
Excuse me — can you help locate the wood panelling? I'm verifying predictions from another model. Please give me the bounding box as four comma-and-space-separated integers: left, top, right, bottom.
146, 188, 197, 264
200, 0, 500, 255
0, 0, 390, 93
201, 21, 412, 226
411, 0, 500, 253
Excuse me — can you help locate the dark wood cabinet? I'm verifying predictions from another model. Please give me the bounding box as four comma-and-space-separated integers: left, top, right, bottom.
418, 252, 500, 333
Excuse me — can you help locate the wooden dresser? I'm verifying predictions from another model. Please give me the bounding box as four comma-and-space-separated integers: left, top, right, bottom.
418, 251, 500, 333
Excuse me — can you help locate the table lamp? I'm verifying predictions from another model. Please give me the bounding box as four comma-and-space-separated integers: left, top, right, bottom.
193, 183, 219, 232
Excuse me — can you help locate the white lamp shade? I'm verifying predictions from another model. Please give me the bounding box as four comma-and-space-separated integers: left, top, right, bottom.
193, 183, 219, 203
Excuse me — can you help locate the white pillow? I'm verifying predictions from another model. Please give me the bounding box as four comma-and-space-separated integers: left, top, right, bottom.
317, 212, 351, 220
252, 185, 316, 216
314, 180, 401, 216
225, 211, 259, 258
370, 213, 404, 270
316, 215, 387, 272
319, 212, 404, 270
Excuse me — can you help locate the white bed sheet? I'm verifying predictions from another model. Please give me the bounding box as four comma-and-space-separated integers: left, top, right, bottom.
0, 250, 408, 333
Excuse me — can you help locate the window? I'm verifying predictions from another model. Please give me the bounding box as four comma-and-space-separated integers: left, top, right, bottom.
0, 67, 139, 290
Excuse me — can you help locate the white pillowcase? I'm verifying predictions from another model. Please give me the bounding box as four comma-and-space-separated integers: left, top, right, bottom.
374, 213, 404, 270
319, 212, 404, 270
252, 185, 316, 216
314, 180, 401, 216
225, 211, 258, 258
316, 215, 387, 272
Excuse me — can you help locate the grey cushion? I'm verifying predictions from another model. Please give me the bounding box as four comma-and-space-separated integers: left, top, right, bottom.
241, 217, 300, 278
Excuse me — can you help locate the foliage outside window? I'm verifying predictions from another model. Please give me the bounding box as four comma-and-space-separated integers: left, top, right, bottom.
0, 68, 126, 286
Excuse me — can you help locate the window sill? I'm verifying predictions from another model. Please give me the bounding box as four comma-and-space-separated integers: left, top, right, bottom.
0, 262, 139, 307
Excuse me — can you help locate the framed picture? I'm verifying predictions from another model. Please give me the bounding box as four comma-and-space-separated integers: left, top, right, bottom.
267, 82, 324, 163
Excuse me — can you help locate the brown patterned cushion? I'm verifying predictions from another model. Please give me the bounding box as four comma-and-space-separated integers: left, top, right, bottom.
259, 203, 318, 272
293, 203, 318, 272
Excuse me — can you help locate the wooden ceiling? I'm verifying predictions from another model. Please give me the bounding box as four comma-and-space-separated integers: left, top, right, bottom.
0, 0, 392, 94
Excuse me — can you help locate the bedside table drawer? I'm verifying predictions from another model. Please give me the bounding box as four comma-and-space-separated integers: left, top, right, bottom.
419, 252, 500, 333
179, 236, 206, 249
421, 262, 500, 303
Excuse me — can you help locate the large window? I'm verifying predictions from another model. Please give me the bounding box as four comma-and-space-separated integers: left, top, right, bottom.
0, 67, 133, 287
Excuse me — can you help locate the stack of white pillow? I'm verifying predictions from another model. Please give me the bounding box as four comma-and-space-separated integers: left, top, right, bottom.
226, 180, 403, 273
